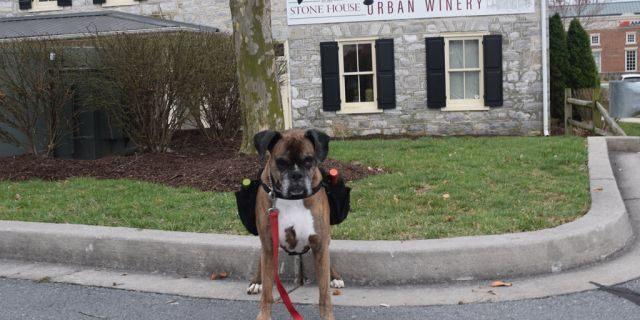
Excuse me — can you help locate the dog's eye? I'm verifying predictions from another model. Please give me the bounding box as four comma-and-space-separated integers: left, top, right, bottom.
303, 157, 314, 168
276, 158, 290, 168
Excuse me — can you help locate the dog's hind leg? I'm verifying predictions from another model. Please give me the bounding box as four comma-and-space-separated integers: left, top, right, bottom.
310, 235, 335, 320
330, 264, 345, 289
256, 250, 274, 320
247, 255, 262, 295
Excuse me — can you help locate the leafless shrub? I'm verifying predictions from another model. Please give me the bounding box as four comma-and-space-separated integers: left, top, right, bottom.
0, 39, 78, 157
83, 32, 207, 153
83, 32, 241, 151
186, 32, 241, 142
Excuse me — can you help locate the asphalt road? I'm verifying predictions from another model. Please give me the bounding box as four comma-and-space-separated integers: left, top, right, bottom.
1, 277, 640, 320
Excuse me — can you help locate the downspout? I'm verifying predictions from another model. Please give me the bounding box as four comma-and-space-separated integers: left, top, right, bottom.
541, 0, 550, 136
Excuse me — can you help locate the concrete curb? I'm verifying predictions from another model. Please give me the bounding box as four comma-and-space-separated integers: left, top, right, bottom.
0, 137, 635, 286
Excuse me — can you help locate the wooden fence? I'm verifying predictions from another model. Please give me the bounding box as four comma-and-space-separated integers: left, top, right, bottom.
564, 88, 626, 136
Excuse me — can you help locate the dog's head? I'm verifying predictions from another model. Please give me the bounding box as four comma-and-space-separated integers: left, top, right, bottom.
254, 129, 330, 198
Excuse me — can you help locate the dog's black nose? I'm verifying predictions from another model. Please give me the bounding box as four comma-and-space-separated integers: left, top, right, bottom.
291, 171, 303, 180
363, 0, 374, 5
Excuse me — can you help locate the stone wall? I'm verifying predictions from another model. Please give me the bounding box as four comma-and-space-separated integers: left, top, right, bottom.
0, 1, 209, 33
287, 9, 545, 136
0, 0, 544, 137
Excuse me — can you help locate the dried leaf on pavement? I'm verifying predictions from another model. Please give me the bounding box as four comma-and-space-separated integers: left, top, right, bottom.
490, 280, 513, 287
210, 271, 229, 280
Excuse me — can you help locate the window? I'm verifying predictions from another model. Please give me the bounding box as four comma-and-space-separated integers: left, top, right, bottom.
627, 32, 637, 45
426, 34, 502, 110
445, 36, 485, 110
102, 0, 137, 7
30, 0, 61, 12
626, 49, 637, 72
337, 40, 378, 113
590, 34, 600, 46
592, 50, 601, 72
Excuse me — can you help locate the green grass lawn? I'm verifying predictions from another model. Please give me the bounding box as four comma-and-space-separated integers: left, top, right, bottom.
0, 137, 590, 240
619, 122, 640, 136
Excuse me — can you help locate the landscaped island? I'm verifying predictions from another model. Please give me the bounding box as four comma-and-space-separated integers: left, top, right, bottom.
0, 136, 589, 240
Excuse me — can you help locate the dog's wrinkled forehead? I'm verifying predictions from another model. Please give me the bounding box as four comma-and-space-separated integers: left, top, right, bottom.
271, 133, 315, 161
253, 129, 330, 164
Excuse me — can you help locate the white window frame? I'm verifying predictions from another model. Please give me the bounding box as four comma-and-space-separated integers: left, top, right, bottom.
626, 32, 637, 45
442, 33, 488, 111
30, 0, 62, 12
336, 37, 380, 115
592, 49, 602, 73
102, 0, 137, 7
590, 33, 600, 46
626, 48, 637, 72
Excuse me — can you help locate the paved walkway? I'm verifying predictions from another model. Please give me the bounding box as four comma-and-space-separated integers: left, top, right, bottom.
1, 276, 639, 320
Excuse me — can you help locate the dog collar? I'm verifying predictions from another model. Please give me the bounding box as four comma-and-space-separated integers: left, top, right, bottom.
261, 175, 324, 201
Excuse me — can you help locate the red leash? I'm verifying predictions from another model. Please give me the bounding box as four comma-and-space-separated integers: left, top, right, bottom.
269, 208, 304, 320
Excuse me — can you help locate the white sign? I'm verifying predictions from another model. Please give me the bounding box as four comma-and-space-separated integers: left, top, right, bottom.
287, 0, 536, 25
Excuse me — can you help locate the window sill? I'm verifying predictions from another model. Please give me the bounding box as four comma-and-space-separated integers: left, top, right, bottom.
441, 106, 490, 112
102, 1, 138, 7
336, 108, 383, 115
29, 6, 63, 12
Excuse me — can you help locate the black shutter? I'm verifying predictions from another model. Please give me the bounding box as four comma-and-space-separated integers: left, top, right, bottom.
426, 37, 446, 109
93, 0, 106, 4
483, 34, 503, 107
18, 0, 32, 10
57, 0, 72, 7
375, 39, 396, 110
320, 42, 341, 112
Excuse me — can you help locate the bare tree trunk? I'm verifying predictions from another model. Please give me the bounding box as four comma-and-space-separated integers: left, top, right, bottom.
230, 0, 285, 154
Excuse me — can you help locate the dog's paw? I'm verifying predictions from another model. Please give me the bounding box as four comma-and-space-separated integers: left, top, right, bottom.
247, 283, 262, 295
330, 279, 345, 289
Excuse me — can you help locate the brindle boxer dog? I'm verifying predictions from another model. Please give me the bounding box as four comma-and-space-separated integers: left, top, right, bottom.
248, 129, 344, 320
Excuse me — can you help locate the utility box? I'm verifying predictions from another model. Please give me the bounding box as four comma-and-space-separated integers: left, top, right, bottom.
609, 81, 640, 118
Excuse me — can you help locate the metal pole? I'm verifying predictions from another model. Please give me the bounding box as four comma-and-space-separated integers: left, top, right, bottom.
541, 0, 550, 136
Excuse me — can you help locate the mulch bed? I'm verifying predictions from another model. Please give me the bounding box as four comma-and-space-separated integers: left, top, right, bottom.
0, 131, 381, 192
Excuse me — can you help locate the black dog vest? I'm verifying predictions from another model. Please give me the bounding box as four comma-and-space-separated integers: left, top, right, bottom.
234, 169, 351, 236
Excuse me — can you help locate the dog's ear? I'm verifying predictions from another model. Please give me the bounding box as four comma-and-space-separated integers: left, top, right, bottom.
254, 130, 282, 161
304, 129, 330, 163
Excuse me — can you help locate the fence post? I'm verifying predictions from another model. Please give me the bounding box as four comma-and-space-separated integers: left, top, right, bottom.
564, 88, 572, 136
592, 87, 603, 135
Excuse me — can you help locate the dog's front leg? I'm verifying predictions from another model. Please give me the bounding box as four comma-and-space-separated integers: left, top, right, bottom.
310, 235, 334, 320
256, 249, 274, 320
247, 256, 262, 294
330, 265, 344, 289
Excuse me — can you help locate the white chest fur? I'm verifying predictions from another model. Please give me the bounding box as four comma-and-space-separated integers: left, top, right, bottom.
275, 199, 316, 253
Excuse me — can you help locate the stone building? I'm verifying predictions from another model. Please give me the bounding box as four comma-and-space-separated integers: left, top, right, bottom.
555, 1, 640, 82
0, 0, 549, 137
